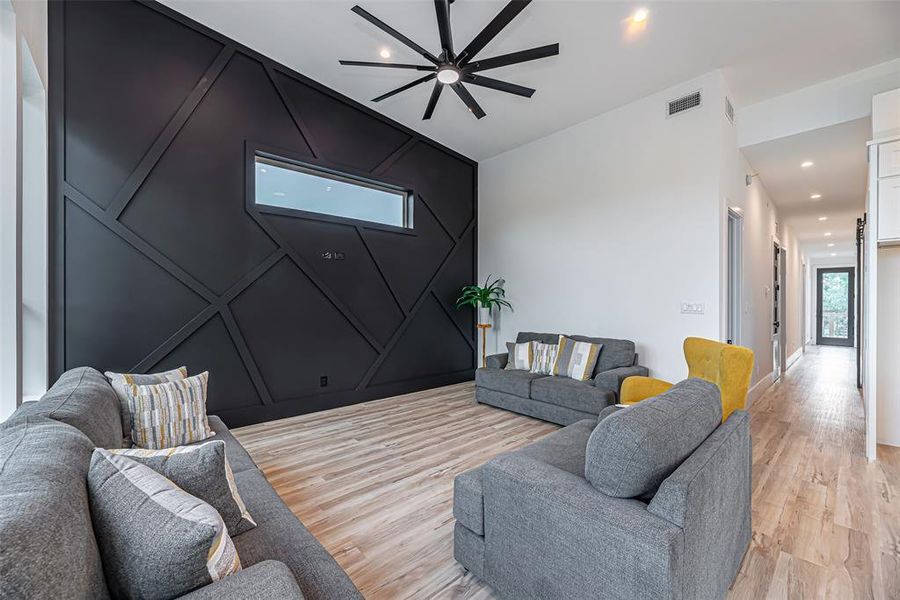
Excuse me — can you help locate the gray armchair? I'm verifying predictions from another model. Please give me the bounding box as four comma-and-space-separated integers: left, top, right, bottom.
455, 378, 752, 600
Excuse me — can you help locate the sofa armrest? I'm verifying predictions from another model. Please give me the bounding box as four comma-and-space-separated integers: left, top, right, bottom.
485, 352, 508, 369
593, 365, 649, 396
619, 375, 673, 405
482, 453, 683, 599
178, 560, 305, 600
647, 411, 751, 599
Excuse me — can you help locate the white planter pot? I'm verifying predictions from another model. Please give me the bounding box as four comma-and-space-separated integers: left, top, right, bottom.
477, 307, 492, 326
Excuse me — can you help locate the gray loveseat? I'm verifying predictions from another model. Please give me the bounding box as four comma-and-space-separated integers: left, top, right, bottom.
0, 367, 362, 600
454, 378, 752, 600
476, 332, 648, 425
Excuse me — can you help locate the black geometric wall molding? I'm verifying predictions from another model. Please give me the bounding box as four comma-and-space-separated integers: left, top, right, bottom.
48, 0, 477, 427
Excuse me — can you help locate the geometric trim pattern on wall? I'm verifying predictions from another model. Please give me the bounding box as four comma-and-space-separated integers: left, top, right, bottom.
50, 0, 477, 426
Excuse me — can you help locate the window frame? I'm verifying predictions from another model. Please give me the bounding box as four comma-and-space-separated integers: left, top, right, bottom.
246, 142, 415, 235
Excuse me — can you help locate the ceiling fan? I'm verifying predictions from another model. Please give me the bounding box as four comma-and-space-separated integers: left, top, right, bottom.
339, 0, 558, 120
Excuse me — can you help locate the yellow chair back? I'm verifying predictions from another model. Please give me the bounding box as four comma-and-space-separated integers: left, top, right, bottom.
683, 337, 754, 421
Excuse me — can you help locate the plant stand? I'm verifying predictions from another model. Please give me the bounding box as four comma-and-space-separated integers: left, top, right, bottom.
477, 323, 492, 368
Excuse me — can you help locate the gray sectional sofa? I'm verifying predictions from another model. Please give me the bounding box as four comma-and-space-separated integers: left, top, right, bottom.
0, 367, 362, 600
454, 378, 752, 600
476, 331, 648, 425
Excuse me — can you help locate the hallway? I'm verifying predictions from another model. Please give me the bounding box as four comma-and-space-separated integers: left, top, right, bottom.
730, 346, 900, 599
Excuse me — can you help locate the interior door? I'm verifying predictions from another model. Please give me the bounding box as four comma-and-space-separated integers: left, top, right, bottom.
816, 267, 855, 347
772, 243, 782, 381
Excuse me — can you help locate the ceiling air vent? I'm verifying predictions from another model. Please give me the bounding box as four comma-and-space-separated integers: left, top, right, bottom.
725, 96, 735, 124
667, 90, 702, 118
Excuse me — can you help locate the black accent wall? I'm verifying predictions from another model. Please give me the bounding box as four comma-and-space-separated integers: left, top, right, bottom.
48, 1, 477, 426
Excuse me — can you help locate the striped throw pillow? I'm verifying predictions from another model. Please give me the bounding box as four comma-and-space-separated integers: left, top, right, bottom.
105, 367, 188, 446
530, 342, 559, 375
554, 335, 603, 381
88, 449, 241, 599
505, 341, 534, 370
127, 372, 213, 449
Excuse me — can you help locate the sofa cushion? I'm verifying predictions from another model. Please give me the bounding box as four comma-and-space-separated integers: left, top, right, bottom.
178, 560, 305, 600
516, 331, 559, 345
204, 416, 258, 474
0, 416, 111, 599
475, 368, 547, 398
453, 466, 485, 535
585, 378, 722, 498
11, 367, 122, 448
530, 376, 614, 415
452, 419, 595, 539
87, 449, 241, 600
517, 418, 595, 477
232, 469, 363, 600
567, 335, 636, 375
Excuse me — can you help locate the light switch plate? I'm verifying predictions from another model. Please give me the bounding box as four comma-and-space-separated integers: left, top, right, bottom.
681, 302, 705, 315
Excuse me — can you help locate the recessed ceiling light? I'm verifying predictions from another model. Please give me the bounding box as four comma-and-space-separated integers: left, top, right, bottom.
801, 161, 814, 168
325, 186, 332, 192
259, 168, 267, 173
379, 48, 391, 59
827, 243, 835, 247
631, 8, 649, 23
273, 192, 285, 197
810, 193, 822, 200
824, 232, 832, 237
818, 216, 828, 221
831, 252, 837, 256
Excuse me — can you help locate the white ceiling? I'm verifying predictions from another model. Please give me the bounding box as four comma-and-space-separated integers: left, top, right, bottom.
160, 0, 900, 161
742, 118, 870, 260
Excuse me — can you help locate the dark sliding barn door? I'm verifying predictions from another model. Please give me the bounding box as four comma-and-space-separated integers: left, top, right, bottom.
48, 0, 477, 426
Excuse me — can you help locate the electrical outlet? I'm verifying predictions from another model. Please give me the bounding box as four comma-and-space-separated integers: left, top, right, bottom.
680, 302, 704, 315
320, 375, 328, 387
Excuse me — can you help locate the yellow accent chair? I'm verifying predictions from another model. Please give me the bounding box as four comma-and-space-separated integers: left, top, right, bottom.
620, 337, 754, 421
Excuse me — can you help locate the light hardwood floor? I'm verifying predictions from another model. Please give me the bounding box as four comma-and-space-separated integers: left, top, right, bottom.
233, 346, 900, 599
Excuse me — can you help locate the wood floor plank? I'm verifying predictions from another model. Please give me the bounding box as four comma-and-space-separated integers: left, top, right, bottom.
233, 346, 896, 599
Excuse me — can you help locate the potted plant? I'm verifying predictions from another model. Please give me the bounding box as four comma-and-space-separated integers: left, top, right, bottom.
456, 276, 513, 325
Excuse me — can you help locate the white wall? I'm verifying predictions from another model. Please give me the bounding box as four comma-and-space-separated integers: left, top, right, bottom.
731, 155, 779, 388
877, 247, 900, 446
1, 1, 19, 420
479, 72, 727, 383
737, 58, 900, 148
1, 0, 47, 420
782, 224, 805, 364
20, 36, 46, 401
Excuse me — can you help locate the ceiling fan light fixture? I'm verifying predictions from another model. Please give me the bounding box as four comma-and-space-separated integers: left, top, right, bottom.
437, 66, 461, 84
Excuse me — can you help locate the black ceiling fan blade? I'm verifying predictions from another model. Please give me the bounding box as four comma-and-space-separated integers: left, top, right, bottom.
423, 81, 444, 120
351, 5, 441, 65
372, 73, 436, 102
465, 43, 558, 73
450, 82, 486, 119
463, 74, 534, 98
340, 60, 436, 71
434, 0, 454, 57
456, 0, 532, 66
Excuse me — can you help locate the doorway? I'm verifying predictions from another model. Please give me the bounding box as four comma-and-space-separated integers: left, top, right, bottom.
816, 267, 855, 347
727, 209, 743, 345
772, 242, 786, 381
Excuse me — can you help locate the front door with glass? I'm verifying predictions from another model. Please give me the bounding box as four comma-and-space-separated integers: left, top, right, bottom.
816, 267, 855, 347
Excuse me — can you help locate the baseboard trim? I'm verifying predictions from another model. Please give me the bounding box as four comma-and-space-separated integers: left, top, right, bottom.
746, 372, 774, 408
786, 347, 803, 371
